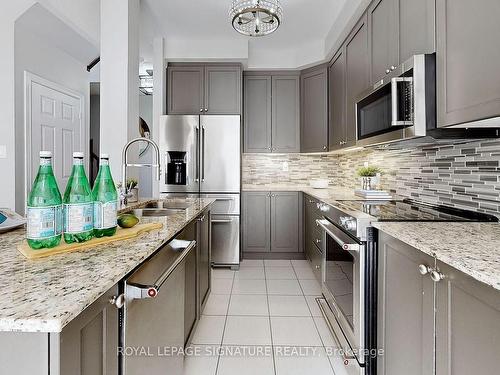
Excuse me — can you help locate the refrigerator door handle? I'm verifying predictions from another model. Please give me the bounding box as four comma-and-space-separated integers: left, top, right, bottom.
195, 126, 200, 182
201, 126, 206, 182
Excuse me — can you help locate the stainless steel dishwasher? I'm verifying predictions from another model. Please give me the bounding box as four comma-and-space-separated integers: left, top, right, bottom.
121, 239, 196, 375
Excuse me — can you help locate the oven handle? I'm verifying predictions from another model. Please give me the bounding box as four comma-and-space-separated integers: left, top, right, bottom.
316, 219, 360, 252
391, 76, 413, 126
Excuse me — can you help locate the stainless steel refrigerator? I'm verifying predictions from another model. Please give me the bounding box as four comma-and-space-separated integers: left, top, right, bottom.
159, 115, 241, 268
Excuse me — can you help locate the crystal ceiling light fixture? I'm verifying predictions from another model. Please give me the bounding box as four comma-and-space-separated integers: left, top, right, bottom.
229, 0, 283, 37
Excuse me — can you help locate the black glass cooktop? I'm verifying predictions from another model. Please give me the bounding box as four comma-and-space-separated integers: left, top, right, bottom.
338, 199, 499, 222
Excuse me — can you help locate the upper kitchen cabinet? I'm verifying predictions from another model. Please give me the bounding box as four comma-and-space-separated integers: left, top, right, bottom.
436, 0, 500, 127
272, 75, 300, 152
244, 75, 272, 152
328, 48, 346, 150
300, 65, 328, 152
399, 0, 435, 62
345, 14, 369, 147
243, 72, 300, 153
167, 64, 242, 115
204, 65, 242, 114
368, 0, 399, 83
167, 65, 205, 115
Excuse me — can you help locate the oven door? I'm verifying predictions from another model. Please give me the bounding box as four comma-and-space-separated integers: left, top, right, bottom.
317, 218, 365, 368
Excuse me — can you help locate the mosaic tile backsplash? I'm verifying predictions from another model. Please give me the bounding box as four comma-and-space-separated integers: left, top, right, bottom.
242, 139, 500, 216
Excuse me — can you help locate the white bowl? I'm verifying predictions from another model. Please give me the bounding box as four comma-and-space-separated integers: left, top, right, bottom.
309, 179, 329, 189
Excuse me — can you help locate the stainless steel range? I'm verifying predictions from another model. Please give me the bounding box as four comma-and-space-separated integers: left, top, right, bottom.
314, 199, 498, 375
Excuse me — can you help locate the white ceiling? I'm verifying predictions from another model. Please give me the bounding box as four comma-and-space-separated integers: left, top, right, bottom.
140, 0, 360, 69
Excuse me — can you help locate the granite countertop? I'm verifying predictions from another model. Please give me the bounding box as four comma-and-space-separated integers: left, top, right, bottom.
242, 183, 401, 205
0, 198, 214, 333
373, 222, 500, 291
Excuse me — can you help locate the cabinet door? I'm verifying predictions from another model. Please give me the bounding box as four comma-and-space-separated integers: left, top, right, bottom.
436, 0, 500, 127
328, 48, 346, 150
197, 211, 211, 308
270, 192, 299, 252
244, 76, 272, 152
205, 65, 241, 114
377, 232, 434, 375
272, 76, 301, 152
184, 243, 197, 346
242, 192, 271, 252
399, 0, 435, 62
368, 0, 399, 83
435, 261, 500, 375
58, 284, 119, 375
345, 15, 369, 146
167, 66, 204, 114
301, 67, 328, 152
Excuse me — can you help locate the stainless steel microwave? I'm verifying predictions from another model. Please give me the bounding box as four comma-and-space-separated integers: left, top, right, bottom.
355, 54, 436, 147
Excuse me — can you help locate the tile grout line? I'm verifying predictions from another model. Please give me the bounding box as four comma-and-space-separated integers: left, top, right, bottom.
264, 263, 278, 375
214, 272, 234, 375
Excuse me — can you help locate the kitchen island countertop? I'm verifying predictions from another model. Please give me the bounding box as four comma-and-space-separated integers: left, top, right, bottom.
0, 198, 214, 333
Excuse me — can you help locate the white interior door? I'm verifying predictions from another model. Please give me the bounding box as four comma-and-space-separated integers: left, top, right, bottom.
27, 77, 85, 194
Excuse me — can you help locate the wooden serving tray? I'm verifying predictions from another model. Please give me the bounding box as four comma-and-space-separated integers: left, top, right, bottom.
17, 222, 163, 259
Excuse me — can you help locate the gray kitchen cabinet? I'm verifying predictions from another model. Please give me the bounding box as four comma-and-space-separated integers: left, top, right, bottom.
197, 209, 211, 308
243, 72, 300, 153
377, 232, 434, 375
345, 14, 369, 147
167, 64, 242, 115
328, 48, 346, 150
242, 191, 301, 254
242, 191, 271, 252
244, 75, 272, 152
167, 65, 205, 115
270, 192, 300, 252
435, 260, 500, 375
399, 0, 435, 62
436, 0, 500, 127
272, 76, 301, 152
58, 284, 119, 375
204, 65, 242, 114
368, 0, 399, 83
301, 65, 328, 152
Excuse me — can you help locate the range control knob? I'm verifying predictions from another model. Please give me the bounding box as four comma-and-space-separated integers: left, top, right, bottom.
339, 216, 357, 231
316, 203, 330, 212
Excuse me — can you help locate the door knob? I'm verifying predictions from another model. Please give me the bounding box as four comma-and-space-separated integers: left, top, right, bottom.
109, 294, 125, 309
418, 264, 432, 275
430, 270, 445, 282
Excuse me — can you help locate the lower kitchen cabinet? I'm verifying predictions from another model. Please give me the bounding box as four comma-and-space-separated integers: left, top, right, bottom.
58, 284, 119, 375
377, 232, 434, 375
242, 191, 301, 254
435, 260, 500, 375
378, 231, 500, 375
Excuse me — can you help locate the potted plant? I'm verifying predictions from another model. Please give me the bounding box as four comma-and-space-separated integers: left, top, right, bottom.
357, 166, 382, 190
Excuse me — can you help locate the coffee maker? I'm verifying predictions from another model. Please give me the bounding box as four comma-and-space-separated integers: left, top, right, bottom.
165, 151, 187, 185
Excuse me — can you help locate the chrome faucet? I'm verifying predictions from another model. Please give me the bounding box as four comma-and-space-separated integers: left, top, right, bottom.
121, 137, 161, 207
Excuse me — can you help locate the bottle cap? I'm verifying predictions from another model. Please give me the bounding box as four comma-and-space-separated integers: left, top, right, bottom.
73, 152, 84, 158
100, 153, 109, 159
39, 151, 52, 158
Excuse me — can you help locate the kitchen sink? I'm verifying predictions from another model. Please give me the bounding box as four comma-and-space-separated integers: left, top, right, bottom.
142, 201, 192, 210
131, 208, 184, 217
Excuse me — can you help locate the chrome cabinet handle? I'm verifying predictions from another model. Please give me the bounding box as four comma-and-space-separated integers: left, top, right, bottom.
315, 265, 321, 270
315, 239, 321, 244
323, 145, 327, 150
385, 69, 391, 74
199, 108, 203, 112
204, 108, 208, 112
390, 65, 396, 71
198, 215, 206, 222
431, 270, 445, 282
418, 264, 432, 275
109, 294, 125, 309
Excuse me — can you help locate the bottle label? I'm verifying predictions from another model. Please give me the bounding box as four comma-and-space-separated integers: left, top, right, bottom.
64, 203, 94, 233
26, 205, 62, 239
94, 200, 118, 229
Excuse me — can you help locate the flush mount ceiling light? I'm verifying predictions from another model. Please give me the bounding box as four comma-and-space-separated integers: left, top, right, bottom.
229, 0, 283, 37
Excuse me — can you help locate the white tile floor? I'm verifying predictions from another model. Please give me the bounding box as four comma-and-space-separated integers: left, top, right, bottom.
184, 259, 347, 375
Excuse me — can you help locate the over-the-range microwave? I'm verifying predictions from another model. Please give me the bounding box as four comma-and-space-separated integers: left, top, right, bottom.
355, 54, 436, 147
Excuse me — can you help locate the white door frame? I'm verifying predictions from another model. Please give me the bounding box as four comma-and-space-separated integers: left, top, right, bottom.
24, 71, 87, 206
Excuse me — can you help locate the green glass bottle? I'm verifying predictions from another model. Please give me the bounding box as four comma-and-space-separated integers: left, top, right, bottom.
26, 151, 63, 249
63, 152, 94, 243
92, 154, 118, 237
